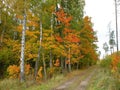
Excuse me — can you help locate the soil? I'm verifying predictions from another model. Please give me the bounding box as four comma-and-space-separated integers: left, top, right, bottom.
53, 66, 96, 90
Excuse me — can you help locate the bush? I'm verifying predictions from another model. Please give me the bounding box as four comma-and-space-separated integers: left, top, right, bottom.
100, 56, 112, 68
7, 64, 32, 79
7, 65, 20, 79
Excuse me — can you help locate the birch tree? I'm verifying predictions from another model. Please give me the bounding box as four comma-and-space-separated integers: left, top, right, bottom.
20, 0, 27, 83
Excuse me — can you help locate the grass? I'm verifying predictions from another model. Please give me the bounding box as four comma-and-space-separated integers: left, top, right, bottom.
0, 75, 64, 90
26, 70, 85, 90
0, 79, 26, 90
0, 70, 84, 90
2, 66, 116, 90
87, 66, 120, 90
26, 74, 65, 90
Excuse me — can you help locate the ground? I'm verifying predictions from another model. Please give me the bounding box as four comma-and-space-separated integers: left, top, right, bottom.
53, 66, 96, 90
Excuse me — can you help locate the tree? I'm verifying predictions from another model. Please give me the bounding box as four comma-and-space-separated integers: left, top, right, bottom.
60, 0, 85, 29
0, 0, 100, 81
11, 0, 31, 82
114, 0, 119, 52
109, 31, 115, 54
79, 16, 98, 67
20, 0, 27, 83
103, 42, 109, 55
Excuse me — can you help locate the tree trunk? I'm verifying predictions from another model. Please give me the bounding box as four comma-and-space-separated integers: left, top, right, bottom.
49, 50, 53, 68
0, 27, 5, 46
65, 57, 67, 70
49, 13, 53, 68
0, 14, 6, 46
13, 31, 18, 40
77, 62, 79, 70
60, 56, 64, 73
68, 47, 71, 72
115, 0, 119, 52
42, 53, 47, 81
20, 13, 26, 83
34, 17, 42, 80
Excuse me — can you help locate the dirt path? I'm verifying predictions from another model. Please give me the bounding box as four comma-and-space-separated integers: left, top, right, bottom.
53, 66, 96, 90
75, 69, 96, 90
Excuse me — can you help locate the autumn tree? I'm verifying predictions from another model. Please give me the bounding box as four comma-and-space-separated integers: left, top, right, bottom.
103, 42, 109, 55
109, 31, 115, 54
0, 0, 99, 82
79, 16, 98, 67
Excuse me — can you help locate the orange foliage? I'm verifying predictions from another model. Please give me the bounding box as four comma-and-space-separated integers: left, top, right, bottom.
25, 64, 31, 75
37, 67, 43, 78
54, 59, 60, 67
56, 9, 72, 27
111, 54, 120, 72
66, 60, 70, 64
64, 33, 80, 43
7, 65, 20, 79
17, 25, 22, 33
55, 35, 63, 42
36, 66, 43, 83
7, 64, 32, 79
63, 28, 72, 34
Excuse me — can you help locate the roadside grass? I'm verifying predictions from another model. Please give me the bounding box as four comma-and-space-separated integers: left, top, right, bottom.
0, 79, 26, 90
26, 74, 65, 90
0, 70, 84, 90
87, 67, 120, 90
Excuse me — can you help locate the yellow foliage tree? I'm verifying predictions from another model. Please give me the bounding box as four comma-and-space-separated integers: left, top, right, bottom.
7, 65, 20, 79
7, 64, 32, 79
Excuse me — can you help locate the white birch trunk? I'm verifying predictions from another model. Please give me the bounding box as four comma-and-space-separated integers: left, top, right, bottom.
49, 14, 53, 68
20, 13, 26, 82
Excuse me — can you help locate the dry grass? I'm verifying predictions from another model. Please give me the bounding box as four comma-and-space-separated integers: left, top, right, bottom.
87, 67, 120, 90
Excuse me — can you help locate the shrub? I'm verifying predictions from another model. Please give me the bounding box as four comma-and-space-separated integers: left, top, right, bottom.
100, 56, 112, 69
7, 64, 32, 79
7, 65, 20, 79
36, 66, 43, 82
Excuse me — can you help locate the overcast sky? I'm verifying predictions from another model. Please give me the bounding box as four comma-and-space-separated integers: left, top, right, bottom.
84, 0, 119, 58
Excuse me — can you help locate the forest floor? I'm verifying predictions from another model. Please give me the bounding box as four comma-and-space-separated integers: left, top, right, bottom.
53, 66, 96, 90
2, 65, 118, 90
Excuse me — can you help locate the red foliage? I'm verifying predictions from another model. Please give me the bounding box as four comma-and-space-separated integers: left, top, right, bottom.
55, 35, 63, 42
56, 9, 72, 27
54, 59, 60, 67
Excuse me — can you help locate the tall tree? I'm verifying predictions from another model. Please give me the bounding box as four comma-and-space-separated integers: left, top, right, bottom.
109, 31, 115, 54
103, 42, 109, 55
114, 0, 119, 52
20, 0, 27, 83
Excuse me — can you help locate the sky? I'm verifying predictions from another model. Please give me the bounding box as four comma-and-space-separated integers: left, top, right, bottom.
84, 0, 119, 58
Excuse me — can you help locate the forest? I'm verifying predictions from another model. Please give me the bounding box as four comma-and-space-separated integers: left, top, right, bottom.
0, 0, 112, 90
0, 0, 98, 79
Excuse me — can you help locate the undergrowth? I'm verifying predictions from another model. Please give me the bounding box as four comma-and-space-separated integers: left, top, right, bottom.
87, 66, 120, 90
0, 70, 82, 90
